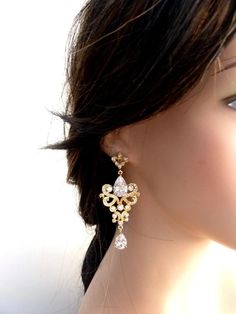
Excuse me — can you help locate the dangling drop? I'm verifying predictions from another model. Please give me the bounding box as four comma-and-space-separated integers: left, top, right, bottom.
115, 232, 127, 249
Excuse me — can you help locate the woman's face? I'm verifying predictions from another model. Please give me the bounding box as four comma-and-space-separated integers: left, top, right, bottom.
117, 38, 236, 249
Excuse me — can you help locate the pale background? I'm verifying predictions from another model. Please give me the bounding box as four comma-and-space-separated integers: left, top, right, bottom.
0, 1, 95, 313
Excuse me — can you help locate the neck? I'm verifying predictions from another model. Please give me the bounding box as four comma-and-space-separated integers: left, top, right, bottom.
80, 185, 236, 313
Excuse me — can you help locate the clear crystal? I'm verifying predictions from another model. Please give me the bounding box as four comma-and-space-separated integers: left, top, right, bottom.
113, 175, 128, 197
115, 233, 127, 249
106, 186, 112, 192
128, 184, 134, 191
117, 204, 124, 211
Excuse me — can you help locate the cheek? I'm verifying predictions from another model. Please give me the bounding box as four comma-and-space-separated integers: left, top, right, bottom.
143, 110, 236, 248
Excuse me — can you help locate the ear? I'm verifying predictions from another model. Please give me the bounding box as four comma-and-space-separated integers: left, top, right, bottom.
100, 127, 130, 158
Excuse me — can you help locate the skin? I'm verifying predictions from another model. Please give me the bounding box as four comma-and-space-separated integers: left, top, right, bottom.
78, 38, 236, 314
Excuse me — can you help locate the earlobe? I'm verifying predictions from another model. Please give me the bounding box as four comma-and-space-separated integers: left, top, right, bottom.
100, 128, 127, 157
100, 131, 117, 157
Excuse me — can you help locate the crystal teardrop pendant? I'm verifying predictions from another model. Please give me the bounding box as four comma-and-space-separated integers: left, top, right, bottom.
99, 152, 140, 250
113, 175, 128, 197
115, 232, 127, 249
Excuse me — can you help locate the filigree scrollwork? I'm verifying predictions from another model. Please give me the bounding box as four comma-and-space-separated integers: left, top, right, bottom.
99, 182, 140, 228
99, 152, 140, 250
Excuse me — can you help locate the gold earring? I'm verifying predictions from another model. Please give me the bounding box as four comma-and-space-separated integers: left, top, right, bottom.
99, 152, 140, 249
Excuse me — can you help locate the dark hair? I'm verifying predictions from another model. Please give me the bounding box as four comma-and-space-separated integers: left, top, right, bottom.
42, 0, 236, 294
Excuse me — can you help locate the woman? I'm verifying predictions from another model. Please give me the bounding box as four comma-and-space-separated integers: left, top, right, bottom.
44, 1, 236, 313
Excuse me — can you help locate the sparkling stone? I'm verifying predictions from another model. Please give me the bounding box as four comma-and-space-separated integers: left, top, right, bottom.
117, 204, 124, 211
106, 186, 112, 192
113, 175, 128, 197
115, 233, 127, 249
128, 184, 134, 191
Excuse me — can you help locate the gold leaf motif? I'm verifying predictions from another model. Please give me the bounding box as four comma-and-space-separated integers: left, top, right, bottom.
99, 181, 140, 228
